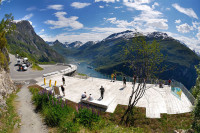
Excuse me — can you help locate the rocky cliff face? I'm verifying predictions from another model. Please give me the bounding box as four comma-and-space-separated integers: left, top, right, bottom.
6, 20, 64, 63
0, 70, 16, 97
0, 47, 16, 110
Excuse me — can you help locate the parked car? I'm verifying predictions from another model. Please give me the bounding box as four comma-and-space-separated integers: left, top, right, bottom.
18, 64, 28, 71
16, 59, 21, 65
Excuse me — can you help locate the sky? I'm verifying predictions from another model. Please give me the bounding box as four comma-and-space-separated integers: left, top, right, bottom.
0, 0, 200, 52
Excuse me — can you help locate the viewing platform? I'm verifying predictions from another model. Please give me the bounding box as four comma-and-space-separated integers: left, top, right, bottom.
35, 74, 193, 118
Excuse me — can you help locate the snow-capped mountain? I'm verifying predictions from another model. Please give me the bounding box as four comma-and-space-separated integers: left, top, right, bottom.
146, 32, 171, 39
103, 30, 172, 42
103, 30, 136, 41
67, 41, 83, 48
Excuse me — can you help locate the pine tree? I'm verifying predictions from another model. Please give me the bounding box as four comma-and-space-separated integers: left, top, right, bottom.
0, 14, 15, 71
192, 95, 200, 132
191, 65, 200, 98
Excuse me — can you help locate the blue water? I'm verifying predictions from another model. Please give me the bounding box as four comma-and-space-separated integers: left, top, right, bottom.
67, 58, 132, 82
67, 58, 107, 79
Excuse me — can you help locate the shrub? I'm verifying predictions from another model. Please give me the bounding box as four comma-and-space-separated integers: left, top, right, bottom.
192, 95, 200, 132
30, 88, 73, 127
33, 89, 52, 111
31, 63, 44, 71
44, 98, 71, 127
74, 105, 100, 128
59, 121, 80, 133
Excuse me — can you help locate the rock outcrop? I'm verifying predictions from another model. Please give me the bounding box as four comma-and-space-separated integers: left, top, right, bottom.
0, 45, 16, 110
6, 20, 64, 63
0, 70, 16, 110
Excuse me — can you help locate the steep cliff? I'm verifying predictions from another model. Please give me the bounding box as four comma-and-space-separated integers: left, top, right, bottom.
6, 20, 64, 63
0, 47, 16, 110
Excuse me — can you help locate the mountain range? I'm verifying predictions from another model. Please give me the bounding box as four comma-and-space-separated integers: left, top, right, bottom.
5, 20, 199, 89
6, 20, 64, 63
51, 30, 200, 89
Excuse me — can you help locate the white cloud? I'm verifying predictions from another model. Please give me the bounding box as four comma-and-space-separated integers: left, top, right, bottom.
176, 23, 193, 33
166, 8, 170, 11
47, 5, 64, 10
21, 13, 34, 20
44, 12, 83, 30
40, 27, 129, 43
134, 0, 151, 4
172, 3, 198, 19
175, 19, 181, 24
133, 10, 168, 30
167, 32, 200, 52
40, 32, 108, 43
123, 1, 152, 11
14, 13, 34, 24
71, 2, 91, 9
196, 32, 200, 40
121, 0, 168, 31
95, 0, 119, 3
38, 29, 45, 35
192, 21, 200, 29
152, 2, 159, 9
106, 17, 135, 28
26, 6, 37, 11
146, 19, 168, 30
114, 6, 122, 9
1, 0, 10, 4
99, 6, 104, 8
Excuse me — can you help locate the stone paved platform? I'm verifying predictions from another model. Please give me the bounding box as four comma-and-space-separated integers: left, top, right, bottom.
35, 75, 193, 118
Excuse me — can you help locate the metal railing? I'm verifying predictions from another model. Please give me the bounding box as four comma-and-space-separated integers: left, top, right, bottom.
86, 73, 168, 84
171, 80, 195, 105
85, 73, 195, 105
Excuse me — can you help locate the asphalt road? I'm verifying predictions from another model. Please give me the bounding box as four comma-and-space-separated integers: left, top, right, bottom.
9, 54, 68, 81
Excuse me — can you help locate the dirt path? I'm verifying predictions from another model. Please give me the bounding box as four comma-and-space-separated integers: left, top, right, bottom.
15, 82, 48, 133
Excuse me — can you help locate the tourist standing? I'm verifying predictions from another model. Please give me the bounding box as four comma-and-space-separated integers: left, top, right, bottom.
100, 86, 105, 99
114, 73, 116, 82
62, 76, 65, 85
133, 75, 137, 84
123, 76, 126, 87
168, 79, 171, 86
155, 79, 158, 86
61, 85, 65, 96
111, 73, 114, 82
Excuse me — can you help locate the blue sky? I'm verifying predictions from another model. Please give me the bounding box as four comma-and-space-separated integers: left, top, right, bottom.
0, 0, 200, 51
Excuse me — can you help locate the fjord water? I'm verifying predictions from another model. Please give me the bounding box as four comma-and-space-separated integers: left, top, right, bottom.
67, 57, 105, 79
67, 57, 133, 82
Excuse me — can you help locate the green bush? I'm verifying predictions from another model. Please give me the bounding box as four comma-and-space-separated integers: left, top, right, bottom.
59, 121, 80, 133
74, 107, 100, 128
192, 95, 200, 132
32, 89, 51, 111
44, 98, 71, 127
31, 63, 44, 71
30, 89, 73, 127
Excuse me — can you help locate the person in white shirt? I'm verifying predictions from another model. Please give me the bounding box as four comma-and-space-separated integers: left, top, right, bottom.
81, 92, 87, 99
88, 94, 93, 101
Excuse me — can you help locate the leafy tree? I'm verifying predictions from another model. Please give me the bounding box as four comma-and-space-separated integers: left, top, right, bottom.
0, 14, 16, 71
191, 65, 200, 98
120, 32, 164, 126
192, 95, 200, 132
